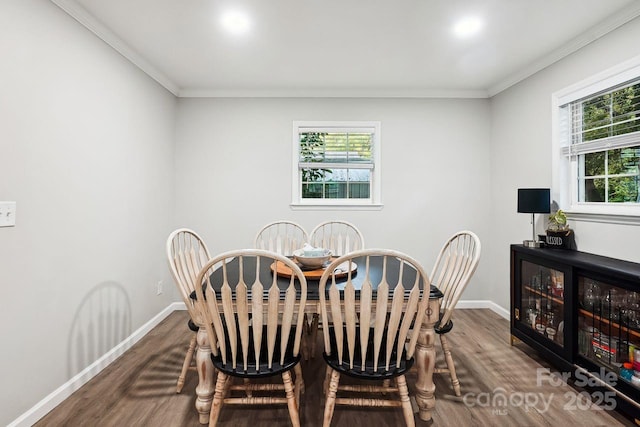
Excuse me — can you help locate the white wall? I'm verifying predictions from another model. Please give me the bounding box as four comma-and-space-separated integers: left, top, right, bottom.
489, 16, 640, 310
8, 2, 640, 424
0, 1, 177, 424
174, 96, 492, 297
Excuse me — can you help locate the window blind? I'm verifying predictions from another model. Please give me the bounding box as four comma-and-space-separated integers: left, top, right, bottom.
298, 130, 374, 169
561, 78, 640, 156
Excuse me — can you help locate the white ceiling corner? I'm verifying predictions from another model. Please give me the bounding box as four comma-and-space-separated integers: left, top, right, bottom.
50, 0, 180, 95
487, 2, 640, 96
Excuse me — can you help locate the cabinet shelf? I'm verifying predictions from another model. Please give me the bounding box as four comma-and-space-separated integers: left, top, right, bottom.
523, 285, 564, 305
579, 308, 640, 340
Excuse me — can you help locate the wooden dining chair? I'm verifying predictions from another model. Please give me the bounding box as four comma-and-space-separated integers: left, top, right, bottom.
318, 249, 431, 427
309, 220, 365, 256
430, 230, 481, 397
254, 220, 314, 359
166, 228, 212, 393
254, 220, 309, 256
307, 220, 366, 358
194, 249, 308, 427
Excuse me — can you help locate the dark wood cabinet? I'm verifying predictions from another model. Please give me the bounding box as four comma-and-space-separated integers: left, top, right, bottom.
511, 244, 640, 420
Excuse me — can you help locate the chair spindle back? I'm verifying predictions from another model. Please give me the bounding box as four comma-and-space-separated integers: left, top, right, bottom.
309, 220, 365, 256
167, 228, 212, 325
195, 249, 307, 372
430, 231, 481, 327
254, 221, 309, 256
319, 249, 430, 372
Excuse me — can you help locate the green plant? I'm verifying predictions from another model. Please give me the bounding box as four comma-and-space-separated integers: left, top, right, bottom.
300, 132, 332, 198
547, 209, 569, 232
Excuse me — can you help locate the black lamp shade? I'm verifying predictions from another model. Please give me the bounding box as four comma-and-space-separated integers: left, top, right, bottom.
517, 188, 550, 213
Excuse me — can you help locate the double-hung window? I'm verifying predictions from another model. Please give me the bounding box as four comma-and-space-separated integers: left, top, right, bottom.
553, 59, 640, 221
291, 121, 381, 208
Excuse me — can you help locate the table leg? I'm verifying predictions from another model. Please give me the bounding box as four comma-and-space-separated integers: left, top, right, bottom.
414, 298, 440, 421
195, 327, 214, 424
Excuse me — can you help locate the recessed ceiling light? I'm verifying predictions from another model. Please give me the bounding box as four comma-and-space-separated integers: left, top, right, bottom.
453, 17, 483, 38
221, 10, 251, 35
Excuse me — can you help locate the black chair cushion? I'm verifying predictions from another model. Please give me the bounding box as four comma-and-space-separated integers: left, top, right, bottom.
211, 323, 300, 379
323, 326, 414, 380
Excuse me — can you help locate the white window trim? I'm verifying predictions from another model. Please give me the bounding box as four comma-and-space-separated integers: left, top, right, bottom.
290, 120, 382, 210
551, 54, 640, 225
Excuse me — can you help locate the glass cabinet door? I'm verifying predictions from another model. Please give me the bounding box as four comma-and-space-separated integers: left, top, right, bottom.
578, 276, 640, 390
519, 260, 565, 349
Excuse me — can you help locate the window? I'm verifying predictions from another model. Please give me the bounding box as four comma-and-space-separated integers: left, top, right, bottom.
291, 121, 381, 208
553, 57, 640, 221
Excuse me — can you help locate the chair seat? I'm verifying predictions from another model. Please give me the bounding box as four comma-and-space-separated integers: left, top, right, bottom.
435, 318, 453, 335
323, 326, 414, 380
187, 318, 199, 332
211, 324, 300, 379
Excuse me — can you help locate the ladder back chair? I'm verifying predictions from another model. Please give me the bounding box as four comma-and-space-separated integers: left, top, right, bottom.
309, 220, 365, 257
254, 220, 309, 256
194, 249, 308, 427
430, 230, 481, 396
166, 228, 212, 393
318, 249, 431, 427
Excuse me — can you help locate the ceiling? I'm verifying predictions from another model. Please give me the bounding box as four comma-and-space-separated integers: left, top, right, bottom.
51, 0, 640, 98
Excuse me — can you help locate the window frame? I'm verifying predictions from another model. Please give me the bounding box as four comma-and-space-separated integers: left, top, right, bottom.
552, 55, 640, 224
291, 121, 382, 210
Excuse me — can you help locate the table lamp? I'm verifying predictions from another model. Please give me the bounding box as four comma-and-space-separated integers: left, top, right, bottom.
517, 188, 550, 248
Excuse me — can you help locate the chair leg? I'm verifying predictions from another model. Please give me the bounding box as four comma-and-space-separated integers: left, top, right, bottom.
310, 313, 319, 358
323, 369, 340, 427
323, 365, 332, 396
243, 378, 252, 397
382, 378, 390, 394
440, 334, 461, 396
209, 371, 228, 427
293, 363, 304, 407
302, 313, 310, 361
282, 370, 301, 427
177, 334, 197, 393
396, 375, 415, 427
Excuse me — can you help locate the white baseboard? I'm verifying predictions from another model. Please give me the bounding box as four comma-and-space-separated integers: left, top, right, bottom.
9, 299, 507, 426
456, 299, 510, 320
8, 302, 182, 427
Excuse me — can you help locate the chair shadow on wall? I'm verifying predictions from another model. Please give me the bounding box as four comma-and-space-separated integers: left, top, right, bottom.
67, 281, 132, 379
68, 281, 196, 399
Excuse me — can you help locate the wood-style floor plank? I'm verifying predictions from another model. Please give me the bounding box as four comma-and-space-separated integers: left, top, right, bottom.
36, 309, 636, 426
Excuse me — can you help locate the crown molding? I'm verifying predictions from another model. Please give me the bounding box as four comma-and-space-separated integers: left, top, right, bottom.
50, 0, 179, 96
51, 0, 640, 100
177, 88, 490, 99
49, 0, 487, 99
488, 3, 640, 97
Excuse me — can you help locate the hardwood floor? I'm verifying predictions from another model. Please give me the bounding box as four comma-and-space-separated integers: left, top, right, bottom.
36, 309, 636, 426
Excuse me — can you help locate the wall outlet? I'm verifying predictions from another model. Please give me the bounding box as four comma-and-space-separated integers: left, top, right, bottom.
156, 280, 163, 295
0, 201, 16, 227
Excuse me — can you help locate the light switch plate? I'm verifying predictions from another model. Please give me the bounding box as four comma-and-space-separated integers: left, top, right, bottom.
0, 202, 16, 227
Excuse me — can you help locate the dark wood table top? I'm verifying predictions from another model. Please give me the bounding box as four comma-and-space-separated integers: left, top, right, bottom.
196, 255, 443, 301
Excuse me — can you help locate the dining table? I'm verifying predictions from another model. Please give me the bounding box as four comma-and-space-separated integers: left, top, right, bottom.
191, 255, 443, 424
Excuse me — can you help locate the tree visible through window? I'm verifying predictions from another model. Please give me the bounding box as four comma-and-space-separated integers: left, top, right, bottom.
566, 80, 640, 204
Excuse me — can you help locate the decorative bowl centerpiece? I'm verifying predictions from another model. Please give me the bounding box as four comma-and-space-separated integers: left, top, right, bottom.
293, 246, 331, 269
